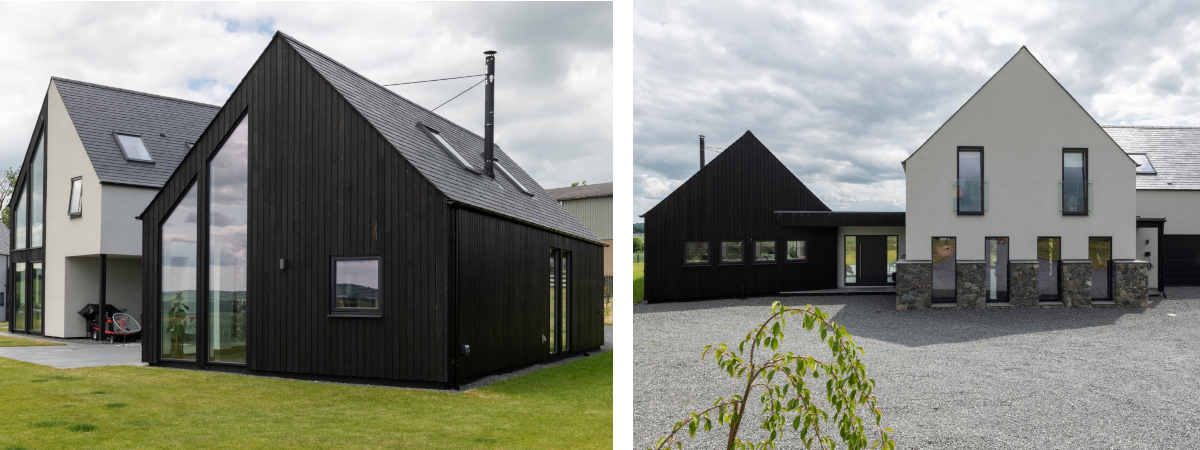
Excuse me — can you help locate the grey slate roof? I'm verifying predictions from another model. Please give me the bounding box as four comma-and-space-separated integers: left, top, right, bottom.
1103, 125, 1200, 190
546, 182, 613, 201
52, 77, 220, 188
280, 33, 601, 244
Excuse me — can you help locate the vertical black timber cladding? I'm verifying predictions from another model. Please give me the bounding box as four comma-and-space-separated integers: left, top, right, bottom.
642, 131, 838, 302
141, 35, 449, 382
454, 209, 604, 379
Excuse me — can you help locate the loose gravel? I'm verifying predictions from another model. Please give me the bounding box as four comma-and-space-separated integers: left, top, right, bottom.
634, 289, 1200, 449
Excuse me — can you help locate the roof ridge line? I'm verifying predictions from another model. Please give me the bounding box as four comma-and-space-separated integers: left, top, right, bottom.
1101, 124, 1200, 129
277, 34, 500, 151
51, 77, 222, 110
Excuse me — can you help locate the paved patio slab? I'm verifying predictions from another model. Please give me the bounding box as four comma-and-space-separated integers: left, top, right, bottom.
0, 341, 143, 369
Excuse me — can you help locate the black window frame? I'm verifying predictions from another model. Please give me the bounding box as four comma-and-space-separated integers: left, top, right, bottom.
67, 176, 83, 217
330, 256, 384, 318
956, 146, 984, 215
1037, 236, 1062, 301
785, 240, 808, 263
719, 240, 744, 265
1062, 148, 1088, 216
682, 241, 711, 266
753, 240, 778, 264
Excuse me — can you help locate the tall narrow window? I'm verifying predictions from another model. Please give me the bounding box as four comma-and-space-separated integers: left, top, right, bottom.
886, 236, 899, 283
957, 148, 983, 214
30, 263, 43, 333
754, 241, 776, 262
549, 249, 559, 355
932, 237, 956, 302
208, 116, 249, 364
332, 258, 381, 314
1089, 237, 1111, 300
985, 237, 1009, 301
161, 183, 199, 361
68, 177, 83, 217
787, 241, 807, 262
845, 236, 857, 284
1037, 237, 1061, 300
30, 132, 44, 248
721, 241, 743, 263
1063, 150, 1088, 215
12, 263, 26, 331
13, 186, 26, 250
684, 241, 710, 265
560, 251, 571, 352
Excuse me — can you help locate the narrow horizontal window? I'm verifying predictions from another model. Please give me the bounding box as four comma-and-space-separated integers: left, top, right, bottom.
423, 125, 478, 173
495, 161, 533, 196
754, 241, 776, 262
115, 133, 153, 162
1129, 154, 1156, 174
332, 257, 382, 316
68, 177, 83, 217
684, 241, 709, 264
721, 241, 743, 263
787, 241, 807, 261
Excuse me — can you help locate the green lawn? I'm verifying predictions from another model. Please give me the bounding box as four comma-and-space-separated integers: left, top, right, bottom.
0, 351, 613, 449
0, 334, 63, 347
634, 262, 644, 304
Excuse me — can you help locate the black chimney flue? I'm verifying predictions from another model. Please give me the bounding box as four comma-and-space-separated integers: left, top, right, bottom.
699, 135, 706, 170
484, 50, 497, 178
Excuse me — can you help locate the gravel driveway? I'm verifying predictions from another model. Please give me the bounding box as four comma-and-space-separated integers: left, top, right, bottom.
634, 289, 1200, 449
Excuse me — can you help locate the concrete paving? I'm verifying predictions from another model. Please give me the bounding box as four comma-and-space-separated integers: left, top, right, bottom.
0, 338, 143, 369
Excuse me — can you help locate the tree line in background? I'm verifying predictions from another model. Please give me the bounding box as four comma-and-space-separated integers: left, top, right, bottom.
633, 223, 644, 233
0, 166, 16, 228
634, 236, 644, 253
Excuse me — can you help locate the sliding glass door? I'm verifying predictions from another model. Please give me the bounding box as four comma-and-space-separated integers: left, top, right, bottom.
12, 263, 25, 332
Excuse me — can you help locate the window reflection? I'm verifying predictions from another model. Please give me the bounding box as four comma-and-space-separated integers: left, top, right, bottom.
334, 259, 380, 310
208, 116, 249, 364
162, 183, 198, 360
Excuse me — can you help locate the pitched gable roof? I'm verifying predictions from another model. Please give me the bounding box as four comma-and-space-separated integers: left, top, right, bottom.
903, 47, 1134, 168
52, 77, 221, 188
643, 130, 831, 217
1104, 125, 1200, 190
278, 33, 600, 244
547, 182, 613, 201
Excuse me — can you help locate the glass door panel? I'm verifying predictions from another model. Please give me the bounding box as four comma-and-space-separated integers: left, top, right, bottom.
1037, 238, 1060, 300
886, 236, 899, 284
162, 183, 199, 361
985, 238, 1009, 301
1089, 237, 1112, 300
13, 263, 26, 331
30, 263, 43, 333
549, 249, 558, 355
932, 238, 956, 302
560, 252, 571, 353
844, 236, 857, 285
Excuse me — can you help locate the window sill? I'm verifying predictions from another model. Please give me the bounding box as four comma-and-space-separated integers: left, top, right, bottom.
719, 262, 744, 266
753, 261, 777, 265
682, 263, 710, 268
328, 312, 383, 318
956, 211, 985, 216
785, 260, 809, 264
69, 214, 82, 218
1062, 212, 1089, 216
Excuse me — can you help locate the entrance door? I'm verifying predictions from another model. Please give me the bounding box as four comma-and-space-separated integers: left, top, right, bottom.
9, 261, 43, 334
12, 263, 25, 331
1089, 237, 1111, 300
857, 236, 889, 286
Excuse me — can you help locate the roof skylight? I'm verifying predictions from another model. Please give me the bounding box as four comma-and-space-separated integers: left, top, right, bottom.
115, 133, 153, 162
1130, 154, 1156, 174
495, 161, 533, 196
424, 126, 478, 173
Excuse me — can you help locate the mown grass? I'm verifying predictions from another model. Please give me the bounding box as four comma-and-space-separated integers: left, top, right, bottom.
634, 262, 645, 304
0, 334, 64, 347
0, 351, 613, 449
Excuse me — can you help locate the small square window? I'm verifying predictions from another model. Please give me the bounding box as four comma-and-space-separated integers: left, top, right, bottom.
721, 241, 743, 263
68, 177, 83, 217
754, 241, 776, 262
332, 257, 382, 316
787, 241, 807, 261
684, 241, 709, 264
1129, 154, 1156, 174
423, 125, 478, 173
115, 133, 153, 162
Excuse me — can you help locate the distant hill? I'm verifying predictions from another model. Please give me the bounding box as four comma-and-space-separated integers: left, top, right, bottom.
633, 223, 644, 233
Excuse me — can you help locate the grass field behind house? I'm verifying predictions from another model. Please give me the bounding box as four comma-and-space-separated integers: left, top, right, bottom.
634, 262, 644, 304
0, 350, 612, 449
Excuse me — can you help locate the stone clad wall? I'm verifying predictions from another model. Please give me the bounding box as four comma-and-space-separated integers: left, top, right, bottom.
895, 260, 931, 310
1009, 261, 1039, 307
1061, 261, 1092, 307
956, 261, 986, 309
1112, 260, 1149, 308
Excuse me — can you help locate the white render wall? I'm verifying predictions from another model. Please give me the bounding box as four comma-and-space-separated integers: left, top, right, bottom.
836, 226, 906, 288
42, 81, 151, 337
1136, 190, 1200, 235
904, 48, 1137, 263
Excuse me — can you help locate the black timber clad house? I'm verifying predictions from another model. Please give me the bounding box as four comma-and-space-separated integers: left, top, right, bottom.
139, 32, 604, 387
642, 131, 838, 301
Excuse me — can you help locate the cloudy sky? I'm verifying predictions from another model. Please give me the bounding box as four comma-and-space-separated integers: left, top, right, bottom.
633, 0, 1200, 221
0, 2, 612, 191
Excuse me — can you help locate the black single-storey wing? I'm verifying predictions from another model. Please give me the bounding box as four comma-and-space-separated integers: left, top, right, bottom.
139, 32, 604, 388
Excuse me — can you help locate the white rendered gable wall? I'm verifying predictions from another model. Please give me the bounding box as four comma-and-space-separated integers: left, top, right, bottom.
903, 48, 1136, 262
